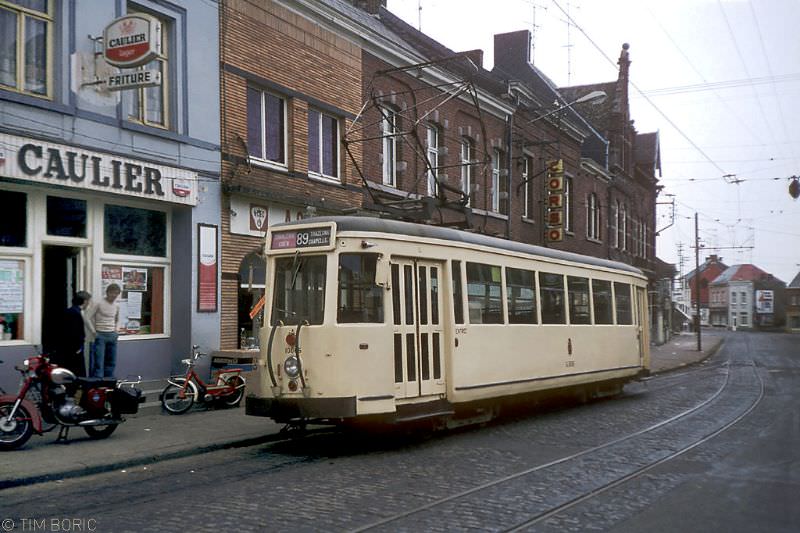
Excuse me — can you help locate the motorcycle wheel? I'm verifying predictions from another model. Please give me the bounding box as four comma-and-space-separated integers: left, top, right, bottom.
84, 424, 117, 439
0, 401, 34, 450
221, 376, 245, 407
161, 379, 196, 415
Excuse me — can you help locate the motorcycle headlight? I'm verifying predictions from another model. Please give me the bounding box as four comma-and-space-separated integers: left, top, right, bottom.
283, 356, 300, 379
23, 359, 30, 368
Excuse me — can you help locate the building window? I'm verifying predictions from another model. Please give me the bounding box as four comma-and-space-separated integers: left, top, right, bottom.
521, 156, 534, 220
100, 264, 165, 336
47, 196, 86, 238
308, 109, 339, 180
125, 9, 169, 128
247, 87, 286, 165
426, 125, 439, 197
564, 176, 573, 233
491, 149, 501, 213
620, 204, 627, 251
0, 189, 26, 247
612, 200, 620, 248
587, 193, 599, 240
461, 138, 473, 206
380, 106, 397, 187
104, 204, 167, 257
731, 292, 737, 304
739, 311, 748, 326
0, 0, 51, 97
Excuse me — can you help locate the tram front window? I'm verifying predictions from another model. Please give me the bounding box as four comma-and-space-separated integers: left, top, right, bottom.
272, 255, 326, 325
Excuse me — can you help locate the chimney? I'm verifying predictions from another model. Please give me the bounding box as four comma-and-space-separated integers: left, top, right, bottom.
493, 30, 531, 70
461, 49, 484, 70
351, 0, 386, 14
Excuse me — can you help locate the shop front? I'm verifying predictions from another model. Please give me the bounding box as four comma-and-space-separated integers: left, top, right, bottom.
0, 132, 199, 390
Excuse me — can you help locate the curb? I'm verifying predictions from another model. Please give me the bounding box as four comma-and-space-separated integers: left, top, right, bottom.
650, 336, 725, 376
0, 431, 281, 491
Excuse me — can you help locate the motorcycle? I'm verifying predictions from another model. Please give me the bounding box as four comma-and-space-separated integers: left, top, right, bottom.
0, 354, 144, 450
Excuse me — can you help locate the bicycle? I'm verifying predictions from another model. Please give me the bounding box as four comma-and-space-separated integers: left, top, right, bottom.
160, 345, 246, 415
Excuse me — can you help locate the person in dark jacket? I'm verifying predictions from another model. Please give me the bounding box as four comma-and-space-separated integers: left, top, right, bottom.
57, 291, 92, 376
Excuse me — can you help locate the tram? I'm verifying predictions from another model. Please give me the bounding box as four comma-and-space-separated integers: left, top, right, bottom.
245, 216, 650, 428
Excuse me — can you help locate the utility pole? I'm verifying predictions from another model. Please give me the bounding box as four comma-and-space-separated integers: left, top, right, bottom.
694, 213, 702, 351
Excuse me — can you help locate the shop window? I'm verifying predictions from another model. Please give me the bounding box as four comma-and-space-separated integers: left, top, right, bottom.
0, 190, 26, 247
0, 259, 25, 340
568, 276, 591, 324
540, 272, 566, 324
47, 196, 86, 238
337, 253, 383, 323
506, 267, 537, 324
100, 264, 164, 336
592, 279, 613, 324
466, 262, 503, 324
614, 282, 633, 325
0, 0, 51, 97
247, 86, 286, 165
125, 8, 170, 128
308, 108, 339, 179
104, 204, 166, 257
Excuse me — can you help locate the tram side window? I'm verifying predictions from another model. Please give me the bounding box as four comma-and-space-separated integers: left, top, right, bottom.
592, 279, 613, 324
466, 263, 503, 324
506, 267, 537, 324
567, 276, 591, 325
273, 255, 326, 325
540, 272, 566, 324
337, 254, 383, 323
452, 261, 464, 324
614, 282, 633, 325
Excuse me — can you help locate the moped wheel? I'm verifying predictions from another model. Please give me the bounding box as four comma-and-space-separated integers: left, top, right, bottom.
221, 375, 245, 407
0, 401, 34, 450
161, 379, 196, 414
84, 424, 118, 439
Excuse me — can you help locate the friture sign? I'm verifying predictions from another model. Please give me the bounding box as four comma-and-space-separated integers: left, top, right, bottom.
0, 133, 197, 206
103, 14, 162, 68
545, 159, 564, 243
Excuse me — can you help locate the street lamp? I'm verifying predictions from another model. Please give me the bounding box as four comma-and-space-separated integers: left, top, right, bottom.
528, 90, 607, 124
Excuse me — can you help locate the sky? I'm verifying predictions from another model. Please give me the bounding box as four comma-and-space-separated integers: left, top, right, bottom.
386, 0, 800, 284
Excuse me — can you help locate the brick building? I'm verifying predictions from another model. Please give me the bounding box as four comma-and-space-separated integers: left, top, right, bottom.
219, 0, 365, 348
685, 254, 728, 326
786, 272, 800, 332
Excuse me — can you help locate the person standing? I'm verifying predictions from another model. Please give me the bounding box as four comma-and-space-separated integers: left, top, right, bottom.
87, 284, 121, 378
56, 291, 92, 376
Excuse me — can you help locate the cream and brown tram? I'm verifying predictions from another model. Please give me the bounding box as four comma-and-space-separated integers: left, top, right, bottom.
245, 216, 650, 427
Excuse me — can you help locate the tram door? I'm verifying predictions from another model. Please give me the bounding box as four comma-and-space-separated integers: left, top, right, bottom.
635, 287, 649, 364
391, 259, 446, 399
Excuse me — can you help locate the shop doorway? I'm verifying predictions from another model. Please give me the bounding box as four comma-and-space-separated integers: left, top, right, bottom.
41, 245, 85, 354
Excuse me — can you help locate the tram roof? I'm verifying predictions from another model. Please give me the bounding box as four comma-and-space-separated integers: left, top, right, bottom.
275, 216, 644, 277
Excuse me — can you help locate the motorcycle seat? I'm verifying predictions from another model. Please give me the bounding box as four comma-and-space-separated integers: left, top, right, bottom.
75, 377, 118, 388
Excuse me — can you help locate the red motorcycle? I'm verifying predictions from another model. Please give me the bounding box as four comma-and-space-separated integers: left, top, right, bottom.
0, 354, 143, 450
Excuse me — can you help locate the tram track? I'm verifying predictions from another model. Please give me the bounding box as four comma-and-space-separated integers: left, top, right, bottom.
354, 348, 765, 532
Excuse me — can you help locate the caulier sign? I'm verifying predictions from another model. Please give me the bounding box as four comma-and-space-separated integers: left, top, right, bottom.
1, 133, 197, 206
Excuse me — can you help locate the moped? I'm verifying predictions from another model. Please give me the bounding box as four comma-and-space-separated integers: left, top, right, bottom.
160, 345, 245, 414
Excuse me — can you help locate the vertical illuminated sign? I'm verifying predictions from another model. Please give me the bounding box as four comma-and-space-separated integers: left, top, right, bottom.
546, 159, 564, 242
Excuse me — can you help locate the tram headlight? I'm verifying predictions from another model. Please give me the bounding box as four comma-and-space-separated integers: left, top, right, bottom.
283, 356, 300, 379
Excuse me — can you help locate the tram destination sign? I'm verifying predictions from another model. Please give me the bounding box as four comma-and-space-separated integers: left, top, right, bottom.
271, 226, 332, 250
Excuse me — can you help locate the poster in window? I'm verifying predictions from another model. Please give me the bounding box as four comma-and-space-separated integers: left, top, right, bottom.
198, 224, 218, 312
123, 267, 148, 291
0, 260, 24, 314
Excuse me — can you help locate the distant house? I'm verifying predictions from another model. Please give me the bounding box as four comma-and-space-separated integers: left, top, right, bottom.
709, 264, 785, 330
683, 255, 728, 326
786, 272, 800, 332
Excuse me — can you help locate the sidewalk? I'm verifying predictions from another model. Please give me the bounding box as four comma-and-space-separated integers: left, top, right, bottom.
1, 329, 725, 489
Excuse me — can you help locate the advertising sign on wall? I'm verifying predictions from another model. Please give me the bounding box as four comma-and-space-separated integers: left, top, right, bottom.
755, 290, 774, 314
103, 14, 162, 68
545, 159, 564, 243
